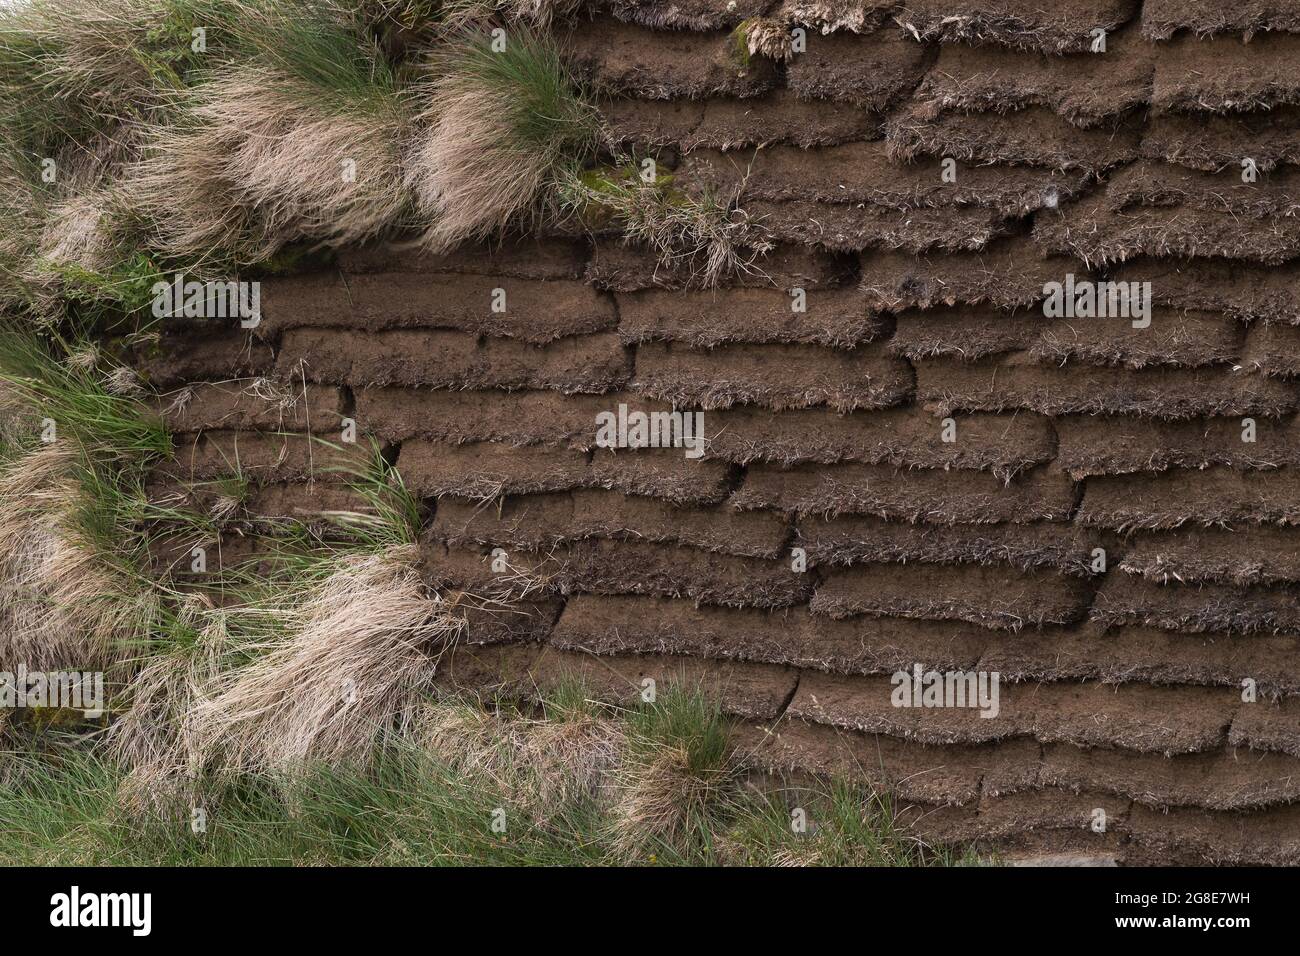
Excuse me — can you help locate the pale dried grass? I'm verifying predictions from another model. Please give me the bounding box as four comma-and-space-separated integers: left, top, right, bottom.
409, 30, 597, 251
742, 18, 795, 62
0, 443, 154, 676
186, 544, 456, 774
36, 188, 126, 277
790, 0, 884, 33
131, 67, 412, 264
608, 743, 735, 859
561, 167, 772, 288
0, 0, 194, 114
109, 596, 229, 810
420, 699, 624, 820
439, 0, 586, 29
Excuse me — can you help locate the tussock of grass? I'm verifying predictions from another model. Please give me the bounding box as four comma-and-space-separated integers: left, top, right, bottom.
0, 152, 56, 320
438, 0, 585, 29
189, 544, 455, 775
2, 128, 162, 325
101, 442, 460, 799
38, 190, 124, 279
107, 596, 224, 808
0, 328, 171, 678
0, 327, 169, 459
419, 689, 621, 823
0, 442, 155, 676
131, 13, 414, 266
608, 690, 734, 859
0, 686, 988, 866
3, 0, 735, 323
411, 28, 598, 251
0, 0, 221, 153
737, 17, 794, 62
0, 0, 237, 309
559, 164, 772, 288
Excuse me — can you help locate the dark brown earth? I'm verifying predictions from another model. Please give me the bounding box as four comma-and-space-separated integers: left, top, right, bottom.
145, 1, 1300, 864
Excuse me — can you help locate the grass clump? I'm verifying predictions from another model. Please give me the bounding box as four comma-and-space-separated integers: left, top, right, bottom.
438, 0, 586, 30
2, 0, 763, 325
0, 328, 168, 459
724, 781, 986, 867
559, 162, 772, 288
184, 543, 452, 776
608, 689, 734, 861
411, 27, 598, 251
131, 8, 416, 267
0, 0, 230, 156
105, 443, 466, 806
0, 0, 418, 315
733, 17, 794, 63
0, 152, 59, 322
0, 685, 988, 866
0, 327, 173, 702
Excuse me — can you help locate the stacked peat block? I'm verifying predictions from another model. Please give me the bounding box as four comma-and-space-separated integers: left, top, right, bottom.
151, 1, 1300, 864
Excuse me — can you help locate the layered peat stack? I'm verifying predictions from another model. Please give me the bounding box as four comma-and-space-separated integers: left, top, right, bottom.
148, 1, 1300, 864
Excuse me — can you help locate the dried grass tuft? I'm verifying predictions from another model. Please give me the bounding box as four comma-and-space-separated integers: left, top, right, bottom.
109, 596, 229, 810
787, 0, 886, 33
0, 0, 209, 149
410, 29, 597, 251
607, 689, 736, 859
37, 194, 117, 276
420, 694, 623, 820
3, 1, 611, 293
741, 18, 794, 62
560, 165, 772, 288
131, 62, 413, 265
187, 544, 456, 774
439, 0, 586, 29
610, 746, 728, 858
0, 153, 54, 319
0, 443, 156, 676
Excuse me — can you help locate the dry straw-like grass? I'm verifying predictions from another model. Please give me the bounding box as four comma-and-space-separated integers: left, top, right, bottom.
420, 695, 624, 821
131, 60, 413, 265
0, 442, 156, 677
186, 544, 457, 775
786, 0, 884, 33
4, 0, 738, 302
438, 0, 586, 29
606, 691, 736, 859
0, 0, 199, 132
740, 18, 795, 62
108, 595, 229, 809
560, 165, 773, 288
410, 28, 598, 251
0, 157, 48, 317
37, 190, 124, 277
